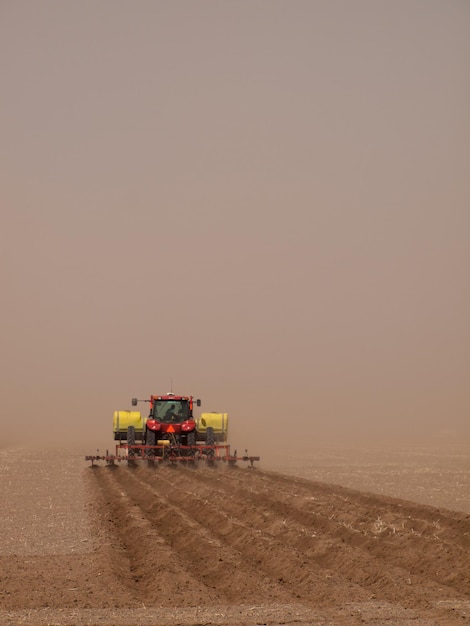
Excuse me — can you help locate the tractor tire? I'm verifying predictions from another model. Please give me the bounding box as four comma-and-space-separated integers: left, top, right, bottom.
146, 429, 156, 457
127, 426, 136, 457
187, 430, 196, 457
206, 426, 215, 460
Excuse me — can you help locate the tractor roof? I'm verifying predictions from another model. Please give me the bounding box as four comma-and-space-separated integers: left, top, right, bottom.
151, 394, 190, 401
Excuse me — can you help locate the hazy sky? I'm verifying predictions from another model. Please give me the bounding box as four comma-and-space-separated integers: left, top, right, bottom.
1, 1, 469, 452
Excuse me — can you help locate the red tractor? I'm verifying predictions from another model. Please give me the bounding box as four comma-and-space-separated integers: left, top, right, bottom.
112, 391, 229, 460
132, 392, 201, 450
87, 392, 259, 466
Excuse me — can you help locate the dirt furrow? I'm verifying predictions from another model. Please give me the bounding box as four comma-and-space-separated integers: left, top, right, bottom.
93, 465, 368, 606
171, 466, 470, 607
256, 471, 470, 596
91, 465, 212, 606
84, 461, 470, 624
113, 466, 435, 611
132, 466, 374, 605
3, 447, 470, 626
94, 465, 298, 606
155, 460, 468, 606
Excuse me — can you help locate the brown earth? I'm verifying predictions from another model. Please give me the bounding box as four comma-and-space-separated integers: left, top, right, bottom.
0, 446, 469, 625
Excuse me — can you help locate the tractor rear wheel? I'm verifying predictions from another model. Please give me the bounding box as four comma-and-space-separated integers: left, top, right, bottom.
206, 426, 215, 460
127, 426, 136, 457
146, 429, 156, 457
187, 430, 196, 457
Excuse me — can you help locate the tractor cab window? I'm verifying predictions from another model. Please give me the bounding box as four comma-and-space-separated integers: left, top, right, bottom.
152, 400, 189, 423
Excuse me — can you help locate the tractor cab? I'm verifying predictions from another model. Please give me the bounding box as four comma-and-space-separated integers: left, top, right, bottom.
130, 394, 201, 447
151, 400, 187, 423
148, 394, 200, 424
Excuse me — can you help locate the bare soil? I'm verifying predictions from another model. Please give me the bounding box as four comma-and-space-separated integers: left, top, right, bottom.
0, 445, 469, 625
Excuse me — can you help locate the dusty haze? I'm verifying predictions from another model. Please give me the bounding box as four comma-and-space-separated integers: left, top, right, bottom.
1, 1, 469, 458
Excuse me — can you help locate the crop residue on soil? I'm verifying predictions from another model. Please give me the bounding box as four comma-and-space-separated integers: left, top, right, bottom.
0, 446, 469, 625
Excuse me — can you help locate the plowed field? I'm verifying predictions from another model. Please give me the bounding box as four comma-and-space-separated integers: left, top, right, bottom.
0, 447, 469, 625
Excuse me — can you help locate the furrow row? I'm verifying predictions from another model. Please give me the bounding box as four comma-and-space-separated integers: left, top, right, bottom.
159, 466, 468, 607
91, 466, 211, 606
95, 465, 296, 606
129, 466, 371, 607
89, 463, 469, 622
176, 466, 470, 598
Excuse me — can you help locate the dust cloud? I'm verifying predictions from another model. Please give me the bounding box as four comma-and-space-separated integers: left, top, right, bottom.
1, 2, 469, 459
